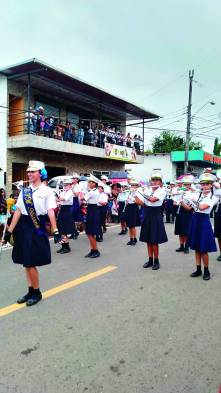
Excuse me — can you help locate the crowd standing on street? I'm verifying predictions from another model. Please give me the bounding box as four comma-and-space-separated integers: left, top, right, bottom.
1, 161, 221, 307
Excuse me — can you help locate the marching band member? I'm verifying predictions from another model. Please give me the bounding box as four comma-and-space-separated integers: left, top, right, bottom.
57, 178, 74, 254
71, 173, 81, 239
84, 175, 101, 258
2, 161, 61, 306
100, 175, 111, 233
96, 182, 108, 242
212, 178, 221, 261
174, 176, 194, 254
117, 183, 130, 235
124, 179, 141, 246
165, 181, 176, 223
137, 172, 167, 270
188, 174, 218, 280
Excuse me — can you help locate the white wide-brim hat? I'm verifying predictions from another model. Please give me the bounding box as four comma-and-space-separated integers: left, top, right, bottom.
26, 160, 45, 171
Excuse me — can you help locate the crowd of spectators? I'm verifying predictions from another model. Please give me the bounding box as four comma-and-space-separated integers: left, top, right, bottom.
25, 106, 144, 153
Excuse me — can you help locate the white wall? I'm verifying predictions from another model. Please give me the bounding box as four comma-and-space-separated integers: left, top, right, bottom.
126, 154, 176, 182
0, 76, 7, 188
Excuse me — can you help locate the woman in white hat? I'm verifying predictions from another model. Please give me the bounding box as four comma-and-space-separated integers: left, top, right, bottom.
188, 174, 218, 280
124, 179, 141, 245
56, 178, 74, 254
2, 161, 61, 306
71, 173, 81, 239
96, 182, 109, 242
174, 176, 194, 254
84, 175, 101, 258
137, 172, 167, 270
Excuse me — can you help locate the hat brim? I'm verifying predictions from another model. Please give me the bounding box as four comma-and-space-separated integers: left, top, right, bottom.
26, 167, 40, 172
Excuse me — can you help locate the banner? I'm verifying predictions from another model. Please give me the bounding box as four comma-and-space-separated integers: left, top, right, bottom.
104, 143, 137, 162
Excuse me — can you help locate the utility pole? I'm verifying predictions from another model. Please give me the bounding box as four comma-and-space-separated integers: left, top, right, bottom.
184, 69, 194, 174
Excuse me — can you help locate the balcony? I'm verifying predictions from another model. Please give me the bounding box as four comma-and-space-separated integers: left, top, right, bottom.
7, 133, 144, 164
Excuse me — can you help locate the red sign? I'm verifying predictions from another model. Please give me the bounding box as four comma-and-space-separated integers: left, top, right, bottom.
204, 152, 221, 165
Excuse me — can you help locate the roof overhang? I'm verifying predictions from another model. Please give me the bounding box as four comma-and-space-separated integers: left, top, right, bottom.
0, 58, 160, 121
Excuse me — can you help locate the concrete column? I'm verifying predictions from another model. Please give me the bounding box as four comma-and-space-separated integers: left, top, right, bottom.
0, 75, 8, 188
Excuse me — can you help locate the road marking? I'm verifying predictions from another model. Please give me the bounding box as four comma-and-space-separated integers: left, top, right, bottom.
0, 265, 117, 318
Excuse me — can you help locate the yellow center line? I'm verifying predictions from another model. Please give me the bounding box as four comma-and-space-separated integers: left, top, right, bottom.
0, 265, 117, 318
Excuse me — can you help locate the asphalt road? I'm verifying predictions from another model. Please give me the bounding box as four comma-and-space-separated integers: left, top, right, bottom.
0, 223, 221, 393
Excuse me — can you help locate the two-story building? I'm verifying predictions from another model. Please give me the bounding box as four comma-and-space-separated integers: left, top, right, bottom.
0, 59, 159, 193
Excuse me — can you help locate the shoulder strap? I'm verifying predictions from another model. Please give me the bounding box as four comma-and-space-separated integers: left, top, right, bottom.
22, 187, 43, 236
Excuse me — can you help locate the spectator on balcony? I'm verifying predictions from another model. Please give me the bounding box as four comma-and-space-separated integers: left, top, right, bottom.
63, 121, 72, 142
71, 127, 77, 143
133, 134, 140, 153
43, 118, 50, 137
77, 124, 84, 144
49, 115, 55, 138
25, 107, 35, 133
126, 133, 132, 147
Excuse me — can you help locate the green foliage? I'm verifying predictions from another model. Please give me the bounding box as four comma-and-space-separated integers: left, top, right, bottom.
152, 131, 203, 153
213, 137, 221, 155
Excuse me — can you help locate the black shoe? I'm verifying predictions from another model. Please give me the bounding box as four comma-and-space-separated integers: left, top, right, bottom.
143, 260, 153, 268
89, 250, 100, 258
127, 239, 133, 245
134, 238, 137, 244
59, 248, 71, 254
152, 261, 160, 270
26, 291, 42, 307
190, 269, 202, 277
96, 236, 103, 242
56, 247, 63, 253
203, 269, 210, 281
85, 250, 94, 258
217, 255, 221, 261
103, 227, 107, 233
176, 245, 184, 252
17, 287, 34, 304
184, 247, 189, 254
118, 230, 125, 235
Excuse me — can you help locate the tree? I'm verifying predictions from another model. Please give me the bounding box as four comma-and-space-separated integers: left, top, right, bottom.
152, 131, 203, 153
213, 137, 221, 155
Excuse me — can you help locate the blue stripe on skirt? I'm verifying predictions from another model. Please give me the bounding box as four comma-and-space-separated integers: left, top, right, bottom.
12, 215, 51, 267
187, 212, 217, 253
57, 205, 74, 234
85, 204, 100, 235
125, 203, 141, 228
140, 206, 168, 244
214, 204, 221, 238
174, 206, 193, 236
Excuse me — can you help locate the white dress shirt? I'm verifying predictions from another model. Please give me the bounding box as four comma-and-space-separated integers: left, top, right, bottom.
195, 192, 218, 214
84, 188, 100, 204
145, 187, 166, 207
16, 183, 57, 215
97, 192, 108, 206
59, 189, 73, 206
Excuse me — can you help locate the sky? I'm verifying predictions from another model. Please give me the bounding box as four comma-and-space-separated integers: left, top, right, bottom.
1, 0, 221, 152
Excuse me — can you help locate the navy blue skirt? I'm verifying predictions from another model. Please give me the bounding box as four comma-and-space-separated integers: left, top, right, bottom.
214, 204, 221, 238
187, 213, 217, 253
71, 197, 82, 221
98, 205, 107, 227
12, 215, 51, 267
174, 206, 193, 236
85, 204, 100, 235
140, 206, 168, 244
57, 205, 74, 235
125, 203, 141, 228
118, 201, 126, 222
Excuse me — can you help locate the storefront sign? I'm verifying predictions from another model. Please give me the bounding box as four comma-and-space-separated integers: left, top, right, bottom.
204, 152, 221, 165
104, 143, 137, 162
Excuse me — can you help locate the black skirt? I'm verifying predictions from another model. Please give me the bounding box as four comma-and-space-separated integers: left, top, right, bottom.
118, 201, 126, 222
140, 206, 168, 244
125, 203, 141, 228
174, 206, 193, 236
12, 215, 51, 267
57, 205, 74, 235
85, 204, 100, 235
214, 204, 221, 238
98, 205, 107, 227
72, 197, 82, 221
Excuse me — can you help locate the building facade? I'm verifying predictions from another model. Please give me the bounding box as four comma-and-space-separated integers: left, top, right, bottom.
0, 59, 159, 193
126, 150, 221, 181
